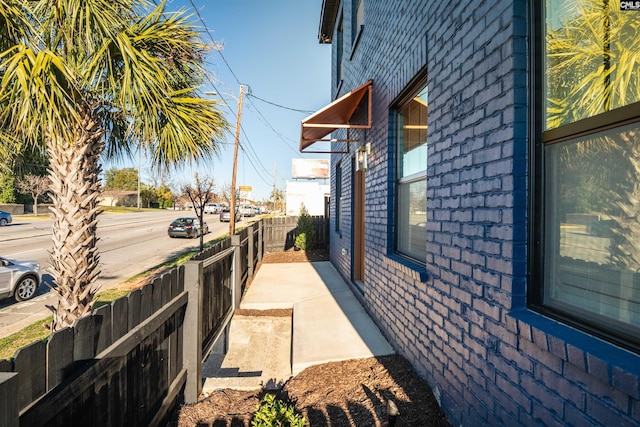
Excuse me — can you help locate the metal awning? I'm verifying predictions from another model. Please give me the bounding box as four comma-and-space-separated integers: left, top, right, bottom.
299, 80, 372, 153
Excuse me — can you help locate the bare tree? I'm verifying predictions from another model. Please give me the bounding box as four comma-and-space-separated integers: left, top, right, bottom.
16, 174, 50, 216
182, 173, 215, 252
220, 183, 240, 207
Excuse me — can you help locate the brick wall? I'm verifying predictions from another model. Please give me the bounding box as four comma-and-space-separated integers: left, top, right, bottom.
327, 1, 640, 425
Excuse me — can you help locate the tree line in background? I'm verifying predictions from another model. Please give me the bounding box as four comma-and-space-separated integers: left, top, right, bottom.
1, 161, 285, 214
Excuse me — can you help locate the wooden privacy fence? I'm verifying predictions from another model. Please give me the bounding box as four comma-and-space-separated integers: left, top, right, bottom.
0, 267, 188, 427
262, 216, 328, 252
0, 217, 323, 426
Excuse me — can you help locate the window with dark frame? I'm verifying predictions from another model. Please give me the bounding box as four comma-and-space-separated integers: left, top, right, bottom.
352, 0, 364, 44
395, 83, 428, 262
532, 0, 640, 352
336, 16, 343, 86
336, 161, 342, 232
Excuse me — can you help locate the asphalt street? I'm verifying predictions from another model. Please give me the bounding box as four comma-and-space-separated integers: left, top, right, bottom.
0, 209, 252, 338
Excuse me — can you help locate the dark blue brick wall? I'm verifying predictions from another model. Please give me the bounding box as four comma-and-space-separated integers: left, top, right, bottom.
325, 1, 640, 426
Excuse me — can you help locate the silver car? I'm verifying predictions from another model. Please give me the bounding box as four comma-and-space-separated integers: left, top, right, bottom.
0, 256, 41, 301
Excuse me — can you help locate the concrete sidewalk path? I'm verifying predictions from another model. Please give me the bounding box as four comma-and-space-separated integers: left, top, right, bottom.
201, 261, 394, 393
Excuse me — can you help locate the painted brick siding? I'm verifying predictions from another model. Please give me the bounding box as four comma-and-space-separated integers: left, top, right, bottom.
326, 1, 640, 426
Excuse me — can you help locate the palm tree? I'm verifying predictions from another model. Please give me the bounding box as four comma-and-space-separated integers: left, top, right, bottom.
0, 0, 229, 330
271, 188, 284, 212
546, 0, 640, 269
546, 0, 640, 128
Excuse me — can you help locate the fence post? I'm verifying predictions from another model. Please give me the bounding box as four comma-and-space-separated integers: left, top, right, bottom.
263, 218, 270, 253
248, 224, 255, 278
258, 220, 263, 263
0, 372, 18, 427
182, 260, 203, 404
231, 235, 242, 308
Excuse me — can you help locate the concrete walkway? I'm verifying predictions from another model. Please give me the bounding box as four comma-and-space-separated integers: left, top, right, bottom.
201, 261, 394, 393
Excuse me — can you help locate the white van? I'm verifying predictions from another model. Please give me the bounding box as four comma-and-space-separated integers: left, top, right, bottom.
204, 203, 223, 214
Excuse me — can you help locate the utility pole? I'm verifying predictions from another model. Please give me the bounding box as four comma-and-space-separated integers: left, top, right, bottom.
229, 84, 245, 236
273, 161, 277, 212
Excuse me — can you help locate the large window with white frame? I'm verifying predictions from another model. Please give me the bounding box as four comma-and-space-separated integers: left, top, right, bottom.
532, 0, 640, 351
395, 83, 428, 262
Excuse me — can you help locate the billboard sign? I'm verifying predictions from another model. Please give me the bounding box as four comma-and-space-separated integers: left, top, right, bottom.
292, 159, 330, 179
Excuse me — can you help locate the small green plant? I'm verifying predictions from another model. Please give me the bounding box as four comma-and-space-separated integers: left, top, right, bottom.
294, 203, 315, 251
251, 393, 305, 427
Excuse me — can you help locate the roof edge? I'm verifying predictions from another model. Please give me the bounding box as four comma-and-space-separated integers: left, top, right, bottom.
318, 0, 339, 43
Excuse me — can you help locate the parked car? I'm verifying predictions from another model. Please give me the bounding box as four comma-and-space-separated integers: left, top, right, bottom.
204, 203, 223, 214
0, 256, 41, 301
239, 205, 255, 217
0, 210, 12, 226
167, 217, 208, 238
220, 208, 241, 223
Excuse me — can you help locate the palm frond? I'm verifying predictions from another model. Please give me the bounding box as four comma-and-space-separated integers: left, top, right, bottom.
0, 44, 83, 145
0, 0, 34, 51
148, 93, 229, 167
546, 0, 640, 128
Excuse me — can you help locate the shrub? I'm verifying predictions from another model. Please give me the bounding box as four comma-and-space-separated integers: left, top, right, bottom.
294, 203, 315, 250
251, 393, 305, 427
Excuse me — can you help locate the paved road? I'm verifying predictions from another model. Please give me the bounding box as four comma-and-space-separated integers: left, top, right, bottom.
0, 209, 251, 338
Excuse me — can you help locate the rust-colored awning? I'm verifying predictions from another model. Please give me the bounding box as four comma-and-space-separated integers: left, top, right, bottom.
300, 80, 372, 153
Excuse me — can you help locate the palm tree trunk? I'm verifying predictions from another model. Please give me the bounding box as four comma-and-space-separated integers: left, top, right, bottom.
611, 131, 640, 271
47, 113, 105, 331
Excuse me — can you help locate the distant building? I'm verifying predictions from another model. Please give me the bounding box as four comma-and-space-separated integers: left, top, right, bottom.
99, 191, 137, 207
285, 181, 329, 216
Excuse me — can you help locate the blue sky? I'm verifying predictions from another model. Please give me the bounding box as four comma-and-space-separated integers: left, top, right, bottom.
106, 1, 332, 202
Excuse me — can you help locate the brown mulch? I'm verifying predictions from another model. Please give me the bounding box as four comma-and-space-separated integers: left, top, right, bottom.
260, 248, 330, 263
168, 249, 451, 427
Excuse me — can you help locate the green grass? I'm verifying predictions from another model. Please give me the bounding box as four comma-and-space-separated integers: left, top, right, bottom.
0, 232, 234, 360
0, 317, 52, 360
100, 206, 158, 214
13, 206, 159, 220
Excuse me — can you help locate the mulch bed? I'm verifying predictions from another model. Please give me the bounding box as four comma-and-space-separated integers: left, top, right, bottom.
260, 248, 330, 263
168, 249, 451, 426
169, 355, 450, 427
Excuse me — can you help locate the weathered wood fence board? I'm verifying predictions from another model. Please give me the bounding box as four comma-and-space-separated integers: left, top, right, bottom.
200, 246, 234, 358
263, 216, 328, 252
0, 216, 326, 425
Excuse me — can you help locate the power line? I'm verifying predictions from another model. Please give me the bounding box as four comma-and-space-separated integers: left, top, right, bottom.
188, 0, 242, 86
187, 0, 274, 187
185, 0, 310, 190
248, 93, 314, 114
245, 97, 304, 157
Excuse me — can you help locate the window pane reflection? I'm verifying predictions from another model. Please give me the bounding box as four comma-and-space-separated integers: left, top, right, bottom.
397, 179, 427, 260
545, 0, 640, 130
544, 122, 640, 336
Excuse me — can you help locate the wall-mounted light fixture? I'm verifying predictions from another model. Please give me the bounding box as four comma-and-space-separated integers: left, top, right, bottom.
356, 142, 371, 171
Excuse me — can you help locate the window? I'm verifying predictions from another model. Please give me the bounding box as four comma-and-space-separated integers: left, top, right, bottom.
336, 161, 342, 232
532, 0, 640, 351
336, 17, 343, 85
395, 84, 428, 262
352, 0, 364, 44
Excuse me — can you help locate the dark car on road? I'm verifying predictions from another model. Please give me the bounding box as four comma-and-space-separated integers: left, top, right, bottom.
0, 256, 41, 301
0, 210, 12, 226
220, 208, 240, 223
167, 217, 209, 238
